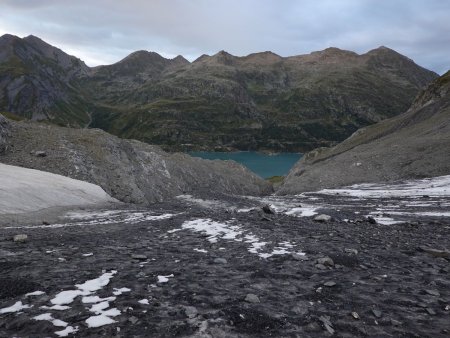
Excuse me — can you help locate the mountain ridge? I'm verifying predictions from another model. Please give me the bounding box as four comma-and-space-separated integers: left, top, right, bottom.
0, 34, 439, 152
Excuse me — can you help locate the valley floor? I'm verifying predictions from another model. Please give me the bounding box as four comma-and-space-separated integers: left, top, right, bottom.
0, 177, 449, 337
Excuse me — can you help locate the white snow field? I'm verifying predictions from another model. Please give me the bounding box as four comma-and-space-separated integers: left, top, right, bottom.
0, 163, 117, 214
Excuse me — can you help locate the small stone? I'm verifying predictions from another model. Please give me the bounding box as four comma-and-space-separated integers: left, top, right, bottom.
390, 319, 402, 326
34, 151, 47, 157
13, 234, 28, 242
317, 257, 334, 267
425, 289, 440, 297
324, 281, 336, 287
351, 312, 360, 320
244, 294, 260, 303
366, 216, 377, 224
371, 309, 382, 318
184, 306, 198, 318
305, 322, 321, 332
214, 258, 227, 264
42, 221, 50, 225
426, 308, 436, 315
344, 248, 358, 255
315, 264, 327, 270
445, 305, 450, 311
319, 315, 335, 335
131, 254, 147, 260
314, 214, 332, 222
418, 246, 450, 258
292, 253, 309, 261
128, 316, 139, 324
262, 204, 275, 214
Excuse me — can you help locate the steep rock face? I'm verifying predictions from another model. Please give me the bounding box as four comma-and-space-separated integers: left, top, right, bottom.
0, 114, 9, 153
278, 71, 450, 194
0, 34, 90, 125
0, 116, 272, 203
0, 34, 438, 152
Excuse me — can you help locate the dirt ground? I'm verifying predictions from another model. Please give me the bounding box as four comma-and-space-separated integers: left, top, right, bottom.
0, 193, 449, 338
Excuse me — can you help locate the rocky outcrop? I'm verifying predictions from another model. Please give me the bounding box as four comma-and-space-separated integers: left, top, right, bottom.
278, 71, 450, 194
0, 117, 272, 204
0, 34, 438, 152
0, 114, 9, 153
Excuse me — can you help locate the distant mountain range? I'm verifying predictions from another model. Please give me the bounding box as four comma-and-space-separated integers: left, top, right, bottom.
0, 34, 438, 152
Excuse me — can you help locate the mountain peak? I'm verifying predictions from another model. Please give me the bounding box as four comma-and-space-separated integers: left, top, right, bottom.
171, 55, 190, 65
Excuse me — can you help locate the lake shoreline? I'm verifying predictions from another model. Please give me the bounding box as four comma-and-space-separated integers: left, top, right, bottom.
188, 151, 303, 179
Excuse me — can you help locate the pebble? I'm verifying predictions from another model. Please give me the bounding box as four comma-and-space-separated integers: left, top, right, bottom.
351, 312, 360, 320
344, 248, 358, 255
425, 289, 440, 296
418, 246, 450, 258
128, 316, 139, 324
13, 234, 28, 243
262, 205, 275, 214
214, 258, 227, 264
319, 315, 335, 335
315, 264, 327, 270
314, 214, 332, 222
426, 308, 436, 315
183, 306, 198, 318
324, 281, 336, 287
371, 309, 382, 318
317, 257, 334, 266
131, 254, 148, 260
244, 294, 260, 303
292, 253, 309, 261
34, 151, 47, 157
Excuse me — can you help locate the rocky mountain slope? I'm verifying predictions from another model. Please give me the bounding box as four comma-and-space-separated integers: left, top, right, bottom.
278, 71, 450, 194
0, 34, 438, 152
0, 115, 271, 204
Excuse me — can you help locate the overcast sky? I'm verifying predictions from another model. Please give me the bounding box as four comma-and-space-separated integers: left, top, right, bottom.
0, 0, 448, 73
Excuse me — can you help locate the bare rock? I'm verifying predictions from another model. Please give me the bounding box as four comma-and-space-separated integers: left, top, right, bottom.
244, 294, 260, 303
314, 214, 332, 222
317, 257, 334, 267
13, 234, 28, 243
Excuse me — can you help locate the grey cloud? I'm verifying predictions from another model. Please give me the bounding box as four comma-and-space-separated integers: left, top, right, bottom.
0, 0, 448, 73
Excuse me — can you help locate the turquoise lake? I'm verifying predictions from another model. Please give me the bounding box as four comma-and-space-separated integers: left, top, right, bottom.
188, 151, 302, 178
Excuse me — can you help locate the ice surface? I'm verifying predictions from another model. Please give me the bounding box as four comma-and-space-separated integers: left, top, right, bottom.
318, 175, 450, 198
0, 163, 116, 214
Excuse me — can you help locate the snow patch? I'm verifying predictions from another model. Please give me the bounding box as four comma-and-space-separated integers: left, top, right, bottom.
25, 291, 45, 297
157, 274, 174, 283
33, 313, 68, 327
55, 326, 78, 337
0, 301, 31, 314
